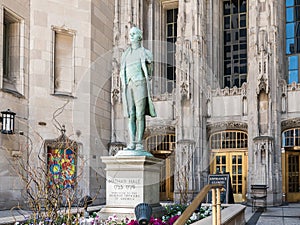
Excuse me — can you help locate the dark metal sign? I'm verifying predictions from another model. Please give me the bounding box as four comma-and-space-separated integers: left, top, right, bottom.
207, 173, 234, 203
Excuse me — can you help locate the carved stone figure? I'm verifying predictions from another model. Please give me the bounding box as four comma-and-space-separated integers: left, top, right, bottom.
120, 27, 156, 151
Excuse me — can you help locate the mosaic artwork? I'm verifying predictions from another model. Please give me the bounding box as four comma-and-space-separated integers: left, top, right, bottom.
48, 148, 76, 189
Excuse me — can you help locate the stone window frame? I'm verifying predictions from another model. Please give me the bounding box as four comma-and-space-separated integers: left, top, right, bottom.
44, 134, 80, 190
151, 1, 178, 97
165, 8, 178, 94
163, 1, 178, 95
209, 130, 248, 150
51, 25, 76, 97
1, 7, 25, 96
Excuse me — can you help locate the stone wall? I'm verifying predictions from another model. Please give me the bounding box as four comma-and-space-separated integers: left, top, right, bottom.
0, 0, 30, 210
0, 0, 114, 209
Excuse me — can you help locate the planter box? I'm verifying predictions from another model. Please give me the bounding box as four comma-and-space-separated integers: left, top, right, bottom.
192, 204, 246, 225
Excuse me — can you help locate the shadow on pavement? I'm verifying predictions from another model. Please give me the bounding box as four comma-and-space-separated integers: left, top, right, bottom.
246, 207, 264, 225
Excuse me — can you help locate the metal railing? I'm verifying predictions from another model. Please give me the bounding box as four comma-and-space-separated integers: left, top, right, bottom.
174, 184, 223, 225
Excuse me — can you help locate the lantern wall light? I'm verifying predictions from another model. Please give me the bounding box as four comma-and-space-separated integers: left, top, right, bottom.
1, 109, 16, 134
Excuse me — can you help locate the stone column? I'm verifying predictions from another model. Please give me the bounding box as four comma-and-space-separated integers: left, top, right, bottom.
175, 0, 208, 203
247, 0, 283, 206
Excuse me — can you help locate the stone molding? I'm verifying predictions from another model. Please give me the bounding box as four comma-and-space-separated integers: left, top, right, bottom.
44, 127, 79, 150
210, 83, 248, 97
111, 56, 121, 104
177, 139, 196, 155
144, 125, 175, 137
287, 82, 300, 92
281, 118, 300, 131
279, 79, 287, 95
207, 121, 248, 136
176, 37, 191, 99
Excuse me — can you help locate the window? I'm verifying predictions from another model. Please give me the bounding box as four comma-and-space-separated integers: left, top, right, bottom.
2, 8, 24, 94
282, 128, 300, 147
149, 1, 178, 97
166, 8, 178, 93
286, 0, 300, 83
223, 0, 247, 88
48, 147, 77, 189
52, 26, 75, 95
210, 131, 248, 149
146, 134, 175, 153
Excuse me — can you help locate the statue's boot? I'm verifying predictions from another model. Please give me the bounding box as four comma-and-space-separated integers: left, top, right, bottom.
125, 117, 136, 150
135, 117, 145, 150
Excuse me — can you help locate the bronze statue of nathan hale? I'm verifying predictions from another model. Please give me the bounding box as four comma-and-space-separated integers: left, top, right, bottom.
120, 26, 156, 151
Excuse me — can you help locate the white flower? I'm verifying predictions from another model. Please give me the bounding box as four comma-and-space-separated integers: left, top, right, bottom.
190, 212, 198, 221
177, 211, 182, 215
87, 218, 94, 223
108, 216, 113, 220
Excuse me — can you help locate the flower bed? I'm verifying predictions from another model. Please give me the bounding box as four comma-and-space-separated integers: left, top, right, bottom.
84, 204, 214, 225
13, 204, 215, 225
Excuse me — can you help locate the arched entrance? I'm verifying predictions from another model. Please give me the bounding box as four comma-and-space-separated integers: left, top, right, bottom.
146, 133, 175, 201
209, 130, 248, 203
282, 128, 300, 202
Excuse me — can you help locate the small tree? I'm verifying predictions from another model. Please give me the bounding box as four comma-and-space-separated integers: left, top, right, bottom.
9, 127, 88, 224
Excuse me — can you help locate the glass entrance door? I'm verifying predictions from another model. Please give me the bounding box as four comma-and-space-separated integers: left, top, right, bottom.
147, 133, 175, 201
211, 151, 248, 202
159, 153, 175, 201
285, 151, 300, 202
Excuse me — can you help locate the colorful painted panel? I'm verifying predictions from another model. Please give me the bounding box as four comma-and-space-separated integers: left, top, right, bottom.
48, 148, 76, 189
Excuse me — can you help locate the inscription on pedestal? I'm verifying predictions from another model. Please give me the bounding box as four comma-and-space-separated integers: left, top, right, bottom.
107, 177, 142, 206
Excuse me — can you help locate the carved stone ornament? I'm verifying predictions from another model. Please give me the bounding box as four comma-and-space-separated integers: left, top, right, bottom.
211, 84, 247, 97
111, 56, 121, 103
177, 39, 191, 99
207, 121, 248, 136
281, 118, 300, 131
241, 82, 248, 97
144, 125, 175, 137
257, 75, 269, 94
253, 135, 273, 155
287, 81, 300, 91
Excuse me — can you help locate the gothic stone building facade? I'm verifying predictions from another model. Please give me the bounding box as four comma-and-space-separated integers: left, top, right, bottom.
0, 0, 300, 209
111, 0, 299, 206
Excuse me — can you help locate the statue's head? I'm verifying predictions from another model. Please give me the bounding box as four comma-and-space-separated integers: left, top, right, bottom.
129, 27, 143, 43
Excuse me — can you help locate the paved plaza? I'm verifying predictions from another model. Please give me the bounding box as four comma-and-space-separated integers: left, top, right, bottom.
245, 203, 300, 225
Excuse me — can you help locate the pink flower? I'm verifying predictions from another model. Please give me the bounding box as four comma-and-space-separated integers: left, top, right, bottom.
127, 219, 139, 225
168, 215, 180, 225
149, 217, 166, 225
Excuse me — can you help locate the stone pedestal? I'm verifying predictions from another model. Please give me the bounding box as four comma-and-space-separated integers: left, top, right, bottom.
99, 155, 165, 220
